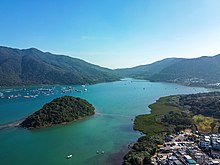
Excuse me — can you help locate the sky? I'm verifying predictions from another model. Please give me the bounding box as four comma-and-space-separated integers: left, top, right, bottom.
0, 0, 220, 69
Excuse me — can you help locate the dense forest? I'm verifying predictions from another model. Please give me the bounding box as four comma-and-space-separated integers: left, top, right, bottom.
123, 135, 163, 165
0, 46, 120, 86
20, 96, 95, 129
161, 111, 193, 132
174, 92, 220, 119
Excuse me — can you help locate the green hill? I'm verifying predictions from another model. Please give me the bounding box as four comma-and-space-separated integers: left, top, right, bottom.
149, 55, 220, 86
115, 58, 183, 79
115, 55, 220, 87
0, 46, 120, 86
20, 96, 95, 129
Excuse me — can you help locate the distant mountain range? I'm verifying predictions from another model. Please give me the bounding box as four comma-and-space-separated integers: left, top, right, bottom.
115, 58, 183, 79
1, 46, 220, 87
116, 55, 220, 87
0, 46, 119, 86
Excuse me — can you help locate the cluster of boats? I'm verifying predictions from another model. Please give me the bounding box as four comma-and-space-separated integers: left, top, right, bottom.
0, 85, 88, 100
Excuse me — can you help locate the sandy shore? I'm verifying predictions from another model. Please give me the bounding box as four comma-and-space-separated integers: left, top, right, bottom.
0, 120, 24, 130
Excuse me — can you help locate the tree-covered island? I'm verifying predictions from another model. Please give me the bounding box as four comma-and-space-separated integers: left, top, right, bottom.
20, 96, 95, 129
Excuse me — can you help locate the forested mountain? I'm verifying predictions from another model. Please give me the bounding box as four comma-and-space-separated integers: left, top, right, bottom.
0, 46, 120, 86
115, 58, 182, 79
149, 55, 220, 86
2, 45, 220, 87
115, 55, 220, 87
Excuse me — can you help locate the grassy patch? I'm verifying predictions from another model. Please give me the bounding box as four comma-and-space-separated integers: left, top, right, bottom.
134, 96, 182, 135
149, 96, 182, 115
193, 115, 220, 134
134, 114, 169, 135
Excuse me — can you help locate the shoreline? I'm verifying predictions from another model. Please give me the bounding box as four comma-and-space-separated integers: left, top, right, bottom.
0, 119, 23, 130
122, 95, 190, 164
123, 91, 220, 164
0, 116, 95, 130
1, 77, 219, 90
21, 109, 96, 130
0, 79, 120, 89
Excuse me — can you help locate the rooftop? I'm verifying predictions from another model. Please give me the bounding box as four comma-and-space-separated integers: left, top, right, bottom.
186, 159, 197, 164
184, 155, 192, 159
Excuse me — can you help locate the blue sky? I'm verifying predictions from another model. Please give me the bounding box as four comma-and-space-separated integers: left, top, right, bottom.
0, 0, 220, 68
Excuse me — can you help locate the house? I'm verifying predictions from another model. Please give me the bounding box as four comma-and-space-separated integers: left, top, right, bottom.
200, 137, 211, 148
212, 139, 220, 150
211, 160, 219, 165
183, 155, 197, 165
193, 152, 205, 165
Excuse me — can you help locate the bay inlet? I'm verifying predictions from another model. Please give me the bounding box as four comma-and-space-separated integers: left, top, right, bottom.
0, 79, 212, 165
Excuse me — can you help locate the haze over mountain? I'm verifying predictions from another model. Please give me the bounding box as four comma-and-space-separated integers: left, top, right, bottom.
0, 46, 119, 86
117, 55, 220, 87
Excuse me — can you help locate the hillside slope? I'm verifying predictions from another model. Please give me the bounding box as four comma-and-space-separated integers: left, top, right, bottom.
0, 46, 120, 86
115, 54, 220, 87
149, 55, 220, 86
115, 58, 183, 79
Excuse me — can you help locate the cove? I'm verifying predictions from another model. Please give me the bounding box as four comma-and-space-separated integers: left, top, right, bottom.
0, 79, 213, 165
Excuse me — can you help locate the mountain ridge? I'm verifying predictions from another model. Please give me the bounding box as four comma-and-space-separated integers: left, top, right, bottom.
115, 57, 184, 79
116, 54, 220, 87
0, 46, 120, 86
149, 54, 220, 86
1, 45, 220, 88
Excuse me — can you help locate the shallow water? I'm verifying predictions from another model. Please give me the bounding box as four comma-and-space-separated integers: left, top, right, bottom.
0, 79, 212, 165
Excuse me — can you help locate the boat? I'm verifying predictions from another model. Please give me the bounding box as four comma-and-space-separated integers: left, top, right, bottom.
66, 154, 72, 159
23, 96, 31, 99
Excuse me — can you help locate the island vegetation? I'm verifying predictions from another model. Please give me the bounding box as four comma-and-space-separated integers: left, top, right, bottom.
20, 96, 95, 129
123, 92, 220, 165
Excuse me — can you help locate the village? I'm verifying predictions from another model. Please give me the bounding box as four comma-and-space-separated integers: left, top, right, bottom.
152, 131, 220, 165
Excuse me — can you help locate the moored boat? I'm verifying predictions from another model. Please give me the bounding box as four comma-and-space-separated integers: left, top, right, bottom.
66, 154, 72, 159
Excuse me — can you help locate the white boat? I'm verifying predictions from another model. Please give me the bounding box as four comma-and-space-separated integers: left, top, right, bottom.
23, 96, 31, 99
67, 154, 72, 159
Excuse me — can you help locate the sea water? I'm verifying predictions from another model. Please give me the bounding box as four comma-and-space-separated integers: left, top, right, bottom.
0, 79, 212, 165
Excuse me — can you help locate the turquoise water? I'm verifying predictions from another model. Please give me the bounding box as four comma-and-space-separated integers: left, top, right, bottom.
0, 79, 212, 165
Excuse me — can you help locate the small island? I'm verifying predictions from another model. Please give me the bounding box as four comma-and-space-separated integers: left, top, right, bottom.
20, 96, 95, 129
